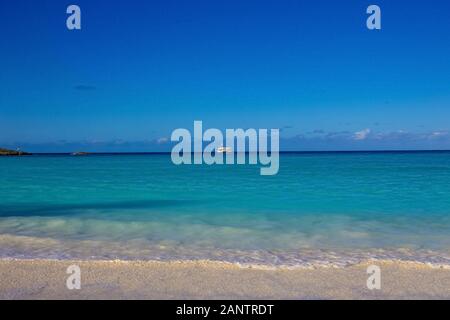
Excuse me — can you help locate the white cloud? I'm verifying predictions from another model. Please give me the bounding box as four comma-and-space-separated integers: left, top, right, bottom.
353, 128, 371, 141
157, 137, 169, 144
429, 131, 449, 139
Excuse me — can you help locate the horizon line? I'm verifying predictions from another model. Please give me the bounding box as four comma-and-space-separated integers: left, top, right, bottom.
21, 149, 450, 155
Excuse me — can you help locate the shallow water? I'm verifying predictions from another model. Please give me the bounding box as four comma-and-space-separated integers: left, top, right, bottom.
0, 152, 449, 266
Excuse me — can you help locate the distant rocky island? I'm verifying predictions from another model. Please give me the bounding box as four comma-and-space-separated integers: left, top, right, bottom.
0, 148, 32, 156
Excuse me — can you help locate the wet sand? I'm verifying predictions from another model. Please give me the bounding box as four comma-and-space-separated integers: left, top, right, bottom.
0, 259, 449, 299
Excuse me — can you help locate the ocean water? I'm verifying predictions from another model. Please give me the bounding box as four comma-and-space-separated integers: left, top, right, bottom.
0, 152, 449, 267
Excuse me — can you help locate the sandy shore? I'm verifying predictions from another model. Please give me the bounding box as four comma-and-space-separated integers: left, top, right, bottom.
0, 259, 449, 299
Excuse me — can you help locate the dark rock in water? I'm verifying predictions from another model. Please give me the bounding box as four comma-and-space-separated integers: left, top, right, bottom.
0, 148, 32, 156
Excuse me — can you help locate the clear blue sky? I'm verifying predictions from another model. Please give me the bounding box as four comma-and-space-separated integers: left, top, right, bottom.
1, 0, 450, 151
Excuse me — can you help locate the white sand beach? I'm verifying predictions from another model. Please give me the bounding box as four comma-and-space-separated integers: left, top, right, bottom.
0, 259, 449, 299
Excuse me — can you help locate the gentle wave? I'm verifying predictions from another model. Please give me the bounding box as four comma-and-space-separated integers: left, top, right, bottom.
1, 234, 448, 269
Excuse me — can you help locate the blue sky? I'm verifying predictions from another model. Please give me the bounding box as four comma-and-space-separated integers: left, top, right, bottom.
1, 0, 450, 152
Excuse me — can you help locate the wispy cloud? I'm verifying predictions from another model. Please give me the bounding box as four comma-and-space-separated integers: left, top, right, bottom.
353, 128, 371, 141
281, 129, 450, 151
157, 137, 169, 144
429, 131, 449, 139
3, 129, 450, 153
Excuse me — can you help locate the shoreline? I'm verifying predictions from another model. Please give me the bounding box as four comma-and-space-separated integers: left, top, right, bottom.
1, 256, 450, 270
1, 258, 449, 299
1, 233, 449, 270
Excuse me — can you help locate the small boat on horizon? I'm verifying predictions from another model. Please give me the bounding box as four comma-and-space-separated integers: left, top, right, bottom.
217, 146, 232, 153
71, 151, 90, 156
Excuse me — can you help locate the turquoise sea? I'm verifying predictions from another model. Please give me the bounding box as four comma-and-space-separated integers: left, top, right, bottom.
0, 152, 449, 267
